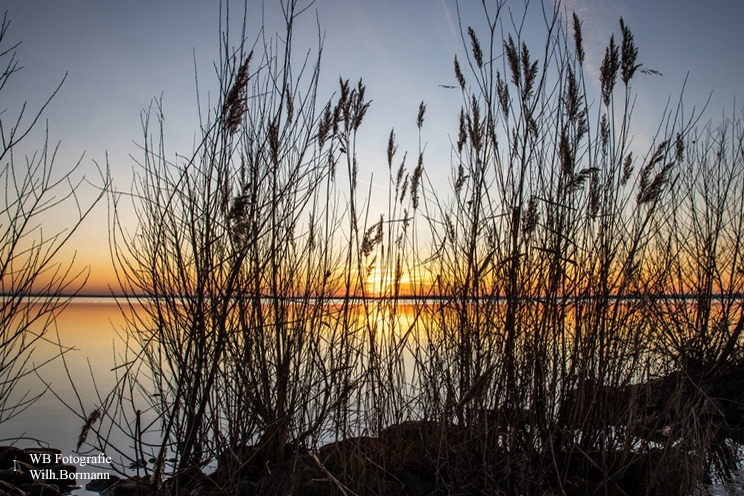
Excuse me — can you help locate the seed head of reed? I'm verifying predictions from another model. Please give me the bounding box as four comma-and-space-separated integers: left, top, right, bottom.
457, 109, 467, 153
505, 35, 520, 86
600, 35, 619, 106
416, 101, 426, 129
621, 152, 634, 186
317, 103, 333, 147
388, 128, 398, 168
362, 217, 383, 258
520, 43, 538, 100
638, 161, 674, 205
620, 18, 639, 85
468, 27, 483, 69
496, 72, 510, 119
222, 52, 252, 135
521, 198, 538, 238
77, 408, 102, 451
573, 12, 585, 65
411, 155, 423, 210
454, 56, 466, 89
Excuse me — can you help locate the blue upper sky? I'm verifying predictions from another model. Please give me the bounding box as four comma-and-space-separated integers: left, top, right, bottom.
4, 0, 743, 292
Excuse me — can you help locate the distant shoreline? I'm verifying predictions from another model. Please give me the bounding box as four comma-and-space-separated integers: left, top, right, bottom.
4, 292, 744, 302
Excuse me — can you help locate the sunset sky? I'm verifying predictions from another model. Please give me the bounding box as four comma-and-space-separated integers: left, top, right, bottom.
4, 0, 744, 295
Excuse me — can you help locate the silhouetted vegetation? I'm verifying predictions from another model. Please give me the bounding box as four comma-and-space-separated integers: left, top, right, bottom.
0, 11, 105, 424
62, 1, 744, 495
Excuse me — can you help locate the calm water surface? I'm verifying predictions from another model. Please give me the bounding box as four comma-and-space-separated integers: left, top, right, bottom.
1, 294, 727, 454
1, 299, 130, 454
2, 297, 741, 494
0, 298, 420, 455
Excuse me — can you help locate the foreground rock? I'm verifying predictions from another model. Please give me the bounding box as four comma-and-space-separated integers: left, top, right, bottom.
0, 446, 74, 495
7, 360, 744, 496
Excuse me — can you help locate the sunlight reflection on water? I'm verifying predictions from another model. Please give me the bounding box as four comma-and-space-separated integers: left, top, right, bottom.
1, 299, 133, 452
2, 298, 425, 453
3, 296, 741, 495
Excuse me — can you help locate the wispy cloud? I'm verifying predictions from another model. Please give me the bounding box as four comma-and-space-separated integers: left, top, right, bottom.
439, 0, 460, 50
553, 0, 625, 93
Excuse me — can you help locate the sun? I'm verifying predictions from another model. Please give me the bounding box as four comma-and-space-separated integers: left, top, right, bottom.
364, 263, 420, 298
364, 265, 391, 298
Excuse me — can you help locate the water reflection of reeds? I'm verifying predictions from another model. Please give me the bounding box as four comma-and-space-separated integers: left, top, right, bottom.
10, 287, 744, 495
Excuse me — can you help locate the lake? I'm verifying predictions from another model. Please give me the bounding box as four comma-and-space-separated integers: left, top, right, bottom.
2, 296, 743, 495
0, 297, 423, 457
0, 299, 130, 455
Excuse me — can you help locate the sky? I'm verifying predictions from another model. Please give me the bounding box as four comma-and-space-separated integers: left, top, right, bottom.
3, 0, 744, 295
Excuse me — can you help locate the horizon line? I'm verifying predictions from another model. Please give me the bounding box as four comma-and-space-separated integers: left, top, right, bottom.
5, 292, 744, 302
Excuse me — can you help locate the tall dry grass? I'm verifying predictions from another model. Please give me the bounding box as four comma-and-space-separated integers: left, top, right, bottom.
71, 1, 744, 495
405, 2, 744, 494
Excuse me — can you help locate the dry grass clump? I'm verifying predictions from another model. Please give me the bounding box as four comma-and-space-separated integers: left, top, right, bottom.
67, 1, 744, 495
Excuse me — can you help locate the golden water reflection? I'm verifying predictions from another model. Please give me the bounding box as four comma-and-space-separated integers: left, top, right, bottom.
4, 295, 739, 456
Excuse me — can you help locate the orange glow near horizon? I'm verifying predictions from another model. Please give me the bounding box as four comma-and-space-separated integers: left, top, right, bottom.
16, 243, 120, 297
14, 233, 737, 300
